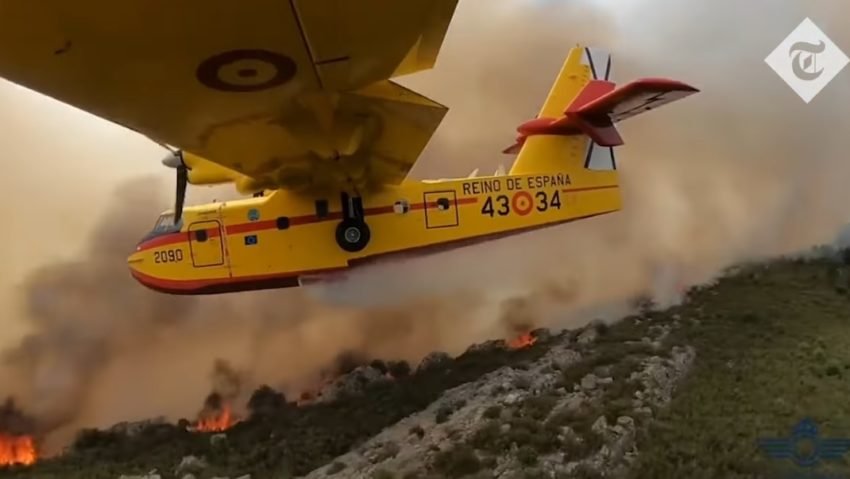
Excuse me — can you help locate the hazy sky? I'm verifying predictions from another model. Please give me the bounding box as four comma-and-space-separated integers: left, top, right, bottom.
0, 81, 164, 342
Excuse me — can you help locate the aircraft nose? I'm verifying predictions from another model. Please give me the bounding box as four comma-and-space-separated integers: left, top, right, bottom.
127, 251, 145, 280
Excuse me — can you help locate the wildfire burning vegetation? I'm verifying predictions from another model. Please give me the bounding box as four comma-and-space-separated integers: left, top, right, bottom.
509, 332, 538, 349
0, 326, 564, 478
192, 392, 238, 433
0, 398, 38, 467
188, 360, 244, 433
0, 434, 36, 466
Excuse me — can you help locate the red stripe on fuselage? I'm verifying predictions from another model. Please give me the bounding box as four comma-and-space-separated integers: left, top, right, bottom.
143, 197, 482, 245
132, 208, 618, 295
136, 232, 187, 251
136, 226, 221, 252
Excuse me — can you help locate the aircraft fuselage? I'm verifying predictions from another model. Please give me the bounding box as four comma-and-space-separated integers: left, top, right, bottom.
127, 170, 620, 294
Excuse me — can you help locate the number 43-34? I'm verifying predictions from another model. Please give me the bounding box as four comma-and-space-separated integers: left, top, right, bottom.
481, 191, 562, 217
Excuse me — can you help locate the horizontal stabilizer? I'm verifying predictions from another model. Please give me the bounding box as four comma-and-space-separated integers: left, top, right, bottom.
568, 78, 699, 123
507, 77, 699, 151
565, 78, 697, 147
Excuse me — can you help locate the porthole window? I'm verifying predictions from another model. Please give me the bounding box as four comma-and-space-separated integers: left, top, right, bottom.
393, 200, 410, 214
436, 198, 450, 211
276, 217, 290, 230
195, 230, 208, 242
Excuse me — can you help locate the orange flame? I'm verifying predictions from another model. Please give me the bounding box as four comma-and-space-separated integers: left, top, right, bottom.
509, 332, 538, 349
194, 403, 235, 433
0, 434, 36, 466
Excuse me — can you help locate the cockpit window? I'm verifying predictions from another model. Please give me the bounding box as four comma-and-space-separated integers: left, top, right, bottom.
138, 212, 183, 246
154, 213, 176, 232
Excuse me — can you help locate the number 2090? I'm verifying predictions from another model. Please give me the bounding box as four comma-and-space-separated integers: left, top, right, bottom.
154, 249, 184, 263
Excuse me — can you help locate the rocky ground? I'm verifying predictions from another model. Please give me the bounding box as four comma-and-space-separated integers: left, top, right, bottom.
8, 249, 850, 478
303, 322, 694, 479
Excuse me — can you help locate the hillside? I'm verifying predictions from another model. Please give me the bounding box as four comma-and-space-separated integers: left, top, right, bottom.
5, 250, 850, 478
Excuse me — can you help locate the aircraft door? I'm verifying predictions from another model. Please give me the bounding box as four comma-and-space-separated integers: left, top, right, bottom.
188, 221, 225, 267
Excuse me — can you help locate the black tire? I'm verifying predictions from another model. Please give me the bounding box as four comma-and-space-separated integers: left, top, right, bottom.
335, 219, 371, 252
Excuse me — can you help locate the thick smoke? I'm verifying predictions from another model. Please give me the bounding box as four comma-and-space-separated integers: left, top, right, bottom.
194, 359, 245, 426
1, 0, 850, 454
0, 398, 36, 437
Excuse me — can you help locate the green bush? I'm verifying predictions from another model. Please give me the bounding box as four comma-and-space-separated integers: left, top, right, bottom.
409, 425, 425, 439
370, 359, 389, 374
435, 404, 454, 424
516, 445, 538, 465
71, 428, 123, 451
513, 376, 532, 390
433, 445, 481, 478
388, 360, 412, 378
372, 468, 395, 479
248, 385, 287, 417
522, 394, 557, 420
469, 421, 501, 451
482, 405, 502, 420
826, 363, 842, 377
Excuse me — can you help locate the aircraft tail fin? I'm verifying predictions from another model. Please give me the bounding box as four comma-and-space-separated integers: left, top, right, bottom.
507, 46, 698, 175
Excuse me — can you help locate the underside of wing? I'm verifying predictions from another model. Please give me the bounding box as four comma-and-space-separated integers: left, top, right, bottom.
0, 0, 459, 193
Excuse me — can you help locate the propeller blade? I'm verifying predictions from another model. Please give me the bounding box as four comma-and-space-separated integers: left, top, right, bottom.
175, 165, 188, 222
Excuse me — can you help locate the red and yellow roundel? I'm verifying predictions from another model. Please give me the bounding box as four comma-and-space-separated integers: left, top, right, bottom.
512, 191, 533, 216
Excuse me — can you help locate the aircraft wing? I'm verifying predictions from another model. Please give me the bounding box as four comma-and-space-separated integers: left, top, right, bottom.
0, 1, 458, 193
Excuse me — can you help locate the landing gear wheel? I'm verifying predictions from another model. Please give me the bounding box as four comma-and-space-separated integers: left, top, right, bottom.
335, 219, 371, 252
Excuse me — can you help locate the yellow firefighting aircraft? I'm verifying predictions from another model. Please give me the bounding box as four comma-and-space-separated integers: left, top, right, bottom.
0, 2, 698, 295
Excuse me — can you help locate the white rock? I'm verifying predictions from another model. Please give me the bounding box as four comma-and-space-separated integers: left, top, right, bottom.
210, 433, 227, 447
318, 366, 386, 403
416, 352, 453, 372
636, 406, 653, 417
591, 416, 608, 436
616, 416, 635, 429
176, 456, 208, 474
580, 374, 598, 390
577, 327, 599, 344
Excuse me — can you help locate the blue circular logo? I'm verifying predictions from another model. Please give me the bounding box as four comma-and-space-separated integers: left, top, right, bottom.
247, 208, 260, 222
